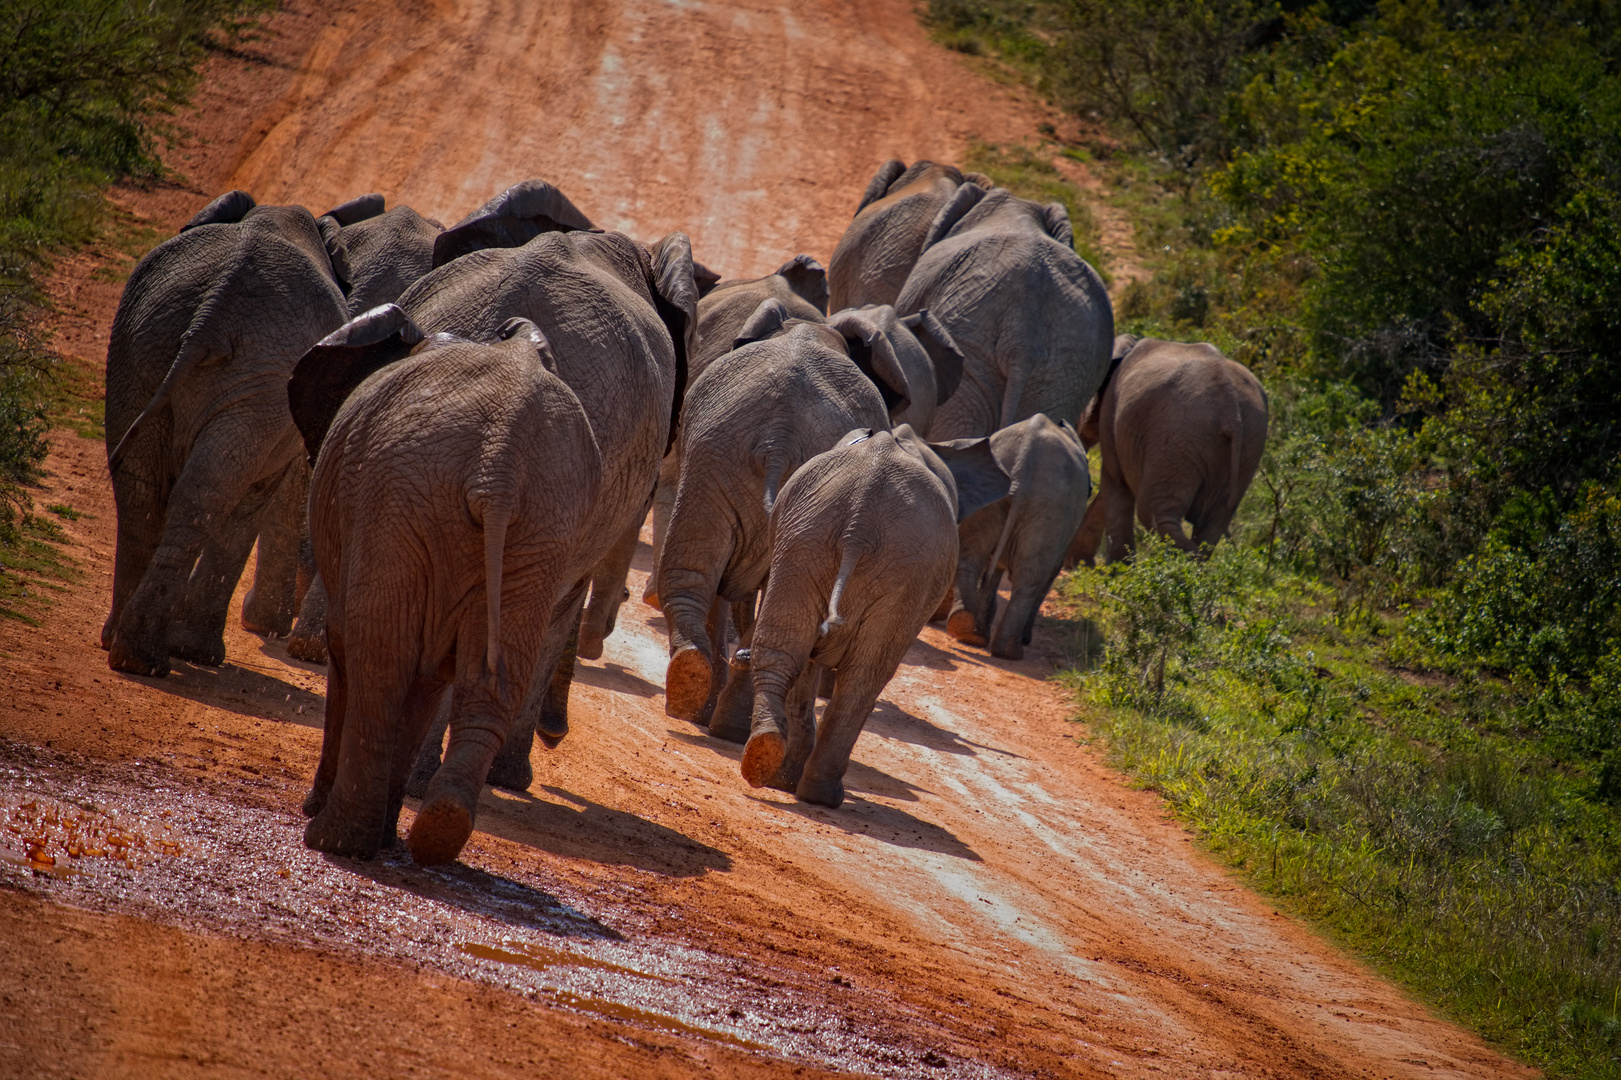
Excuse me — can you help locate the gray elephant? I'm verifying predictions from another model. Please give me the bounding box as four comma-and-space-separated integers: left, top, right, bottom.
895, 185, 1114, 440
104, 191, 349, 676
384, 180, 694, 788
318, 192, 444, 316
1071, 335, 1269, 564
827, 160, 990, 312
941, 413, 1090, 660
288, 306, 600, 864
657, 299, 963, 734
639, 253, 829, 613
739, 426, 1009, 807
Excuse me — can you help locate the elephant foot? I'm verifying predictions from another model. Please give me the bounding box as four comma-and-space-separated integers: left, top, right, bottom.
741, 732, 785, 788
946, 610, 987, 647
408, 794, 473, 866
405, 751, 440, 800
486, 748, 534, 793
665, 646, 713, 722
108, 637, 170, 678
168, 628, 226, 667
795, 774, 846, 809
576, 631, 604, 661
303, 807, 383, 860
990, 639, 1026, 661
301, 786, 327, 818
241, 587, 295, 637
286, 629, 328, 664
642, 585, 662, 612
708, 657, 753, 743
930, 586, 956, 623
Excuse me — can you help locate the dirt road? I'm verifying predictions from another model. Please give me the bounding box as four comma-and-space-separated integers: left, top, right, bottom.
1, 1, 1533, 1077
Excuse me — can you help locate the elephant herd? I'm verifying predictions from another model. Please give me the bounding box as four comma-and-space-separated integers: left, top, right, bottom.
101, 161, 1268, 866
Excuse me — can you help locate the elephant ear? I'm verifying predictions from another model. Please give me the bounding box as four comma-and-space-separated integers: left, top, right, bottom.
181, 190, 256, 231
322, 193, 385, 226
775, 254, 829, 315
827, 308, 909, 417
899, 309, 965, 406
315, 214, 353, 295
497, 317, 559, 374
929, 436, 1012, 523
733, 297, 792, 349
838, 427, 876, 448
963, 171, 994, 189
854, 159, 908, 216
919, 181, 988, 252
648, 231, 697, 455
288, 304, 425, 464
1041, 202, 1075, 249
431, 179, 596, 267
691, 257, 723, 298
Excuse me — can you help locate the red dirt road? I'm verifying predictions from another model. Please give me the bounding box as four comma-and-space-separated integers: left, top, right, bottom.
2, 2, 1533, 1077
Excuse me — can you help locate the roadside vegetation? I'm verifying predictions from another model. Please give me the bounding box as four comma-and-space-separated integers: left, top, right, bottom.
0, 0, 269, 618
925, 1, 1621, 1075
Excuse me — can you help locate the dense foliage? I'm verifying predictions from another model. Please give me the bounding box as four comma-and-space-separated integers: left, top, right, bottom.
0, 0, 268, 539
929, 0, 1621, 1074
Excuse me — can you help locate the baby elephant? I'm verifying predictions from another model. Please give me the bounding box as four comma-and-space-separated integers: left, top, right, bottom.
1072, 335, 1268, 564
288, 305, 601, 865
740, 426, 1009, 808
942, 413, 1090, 660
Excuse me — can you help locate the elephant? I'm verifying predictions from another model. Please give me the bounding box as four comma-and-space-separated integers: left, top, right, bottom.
940, 413, 1091, 660
103, 190, 349, 676
657, 298, 964, 736
894, 185, 1114, 440
380, 179, 693, 789
287, 305, 601, 864
827, 160, 990, 312
738, 426, 1009, 807
1070, 335, 1269, 564
639, 253, 829, 614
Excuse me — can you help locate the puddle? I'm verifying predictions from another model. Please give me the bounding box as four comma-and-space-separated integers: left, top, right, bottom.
0, 750, 1012, 1079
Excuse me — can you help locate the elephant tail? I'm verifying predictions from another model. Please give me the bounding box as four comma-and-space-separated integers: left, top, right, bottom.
819, 543, 862, 637
480, 496, 512, 692
761, 452, 788, 516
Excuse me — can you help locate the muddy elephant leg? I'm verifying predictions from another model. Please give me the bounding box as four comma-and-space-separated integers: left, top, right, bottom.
742, 653, 817, 792
579, 507, 644, 661
302, 625, 349, 818
946, 552, 989, 647
287, 562, 329, 664
1068, 492, 1107, 569
665, 581, 727, 722
643, 453, 679, 609
242, 459, 308, 636
110, 430, 290, 677
492, 579, 589, 790
383, 677, 451, 845
796, 657, 899, 808
104, 421, 173, 651
709, 595, 758, 743
988, 577, 1052, 661
166, 485, 264, 665
404, 688, 454, 799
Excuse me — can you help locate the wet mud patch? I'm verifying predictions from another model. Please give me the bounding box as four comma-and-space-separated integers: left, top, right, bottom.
0, 747, 1013, 1079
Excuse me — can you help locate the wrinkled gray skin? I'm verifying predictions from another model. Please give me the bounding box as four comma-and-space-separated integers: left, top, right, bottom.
384, 182, 692, 791
638, 254, 828, 616
738, 426, 1009, 807
895, 186, 1114, 440
1071, 335, 1269, 564
942, 414, 1090, 660
103, 192, 348, 676
297, 317, 601, 863
287, 194, 445, 663
827, 160, 991, 312
657, 306, 894, 735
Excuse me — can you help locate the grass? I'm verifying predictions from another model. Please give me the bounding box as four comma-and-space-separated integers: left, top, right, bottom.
1051, 539, 1621, 1079
0, 511, 79, 626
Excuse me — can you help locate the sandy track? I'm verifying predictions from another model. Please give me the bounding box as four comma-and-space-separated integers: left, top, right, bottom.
1, 1, 1532, 1077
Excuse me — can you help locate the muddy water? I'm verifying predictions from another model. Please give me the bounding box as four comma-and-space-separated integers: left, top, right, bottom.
0, 750, 1009, 1079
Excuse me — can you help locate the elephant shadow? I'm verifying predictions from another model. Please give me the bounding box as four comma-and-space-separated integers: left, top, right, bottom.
339, 848, 622, 940
864, 700, 1024, 760
573, 661, 661, 699
116, 660, 324, 729
463, 783, 732, 879
898, 632, 976, 673
754, 792, 982, 862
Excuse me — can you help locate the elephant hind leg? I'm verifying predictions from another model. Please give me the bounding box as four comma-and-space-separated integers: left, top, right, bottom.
242, 459, 308, 637
795, 654, 901, 809
302, 626, 349, 819
666, 591, 727, 722
167, 487, 264, 665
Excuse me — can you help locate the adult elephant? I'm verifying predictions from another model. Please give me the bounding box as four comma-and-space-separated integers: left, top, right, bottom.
385, 179, 694, 790
827, 160, 990, 312
895, 185, 1114, 440
103, 191, 349, 676
288, 307, 601, 864
1070, 335, 1269, 564
636, 253, 829, 618
658, 298, 962, 737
